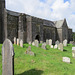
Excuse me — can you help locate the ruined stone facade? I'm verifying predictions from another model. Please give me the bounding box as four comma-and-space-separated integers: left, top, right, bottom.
0, 0, 73, 44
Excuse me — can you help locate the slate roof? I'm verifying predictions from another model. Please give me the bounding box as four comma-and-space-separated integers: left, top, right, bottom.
54, 19, 65, 28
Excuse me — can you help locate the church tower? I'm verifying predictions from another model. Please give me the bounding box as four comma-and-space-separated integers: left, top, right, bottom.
0, 0, 5, 43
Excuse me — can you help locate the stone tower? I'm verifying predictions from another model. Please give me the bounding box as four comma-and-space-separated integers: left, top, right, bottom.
0, 0, 5, 43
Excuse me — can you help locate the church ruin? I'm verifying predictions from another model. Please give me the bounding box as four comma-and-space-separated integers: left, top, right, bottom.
0, 0, 73, 44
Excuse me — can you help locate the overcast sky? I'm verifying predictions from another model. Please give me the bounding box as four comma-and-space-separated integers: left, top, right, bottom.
6, 0, 75, 32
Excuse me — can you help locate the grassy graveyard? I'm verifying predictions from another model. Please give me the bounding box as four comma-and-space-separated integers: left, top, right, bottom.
0, 44, 75, 75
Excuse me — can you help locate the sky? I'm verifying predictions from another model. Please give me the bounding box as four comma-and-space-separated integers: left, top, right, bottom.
6, 0, 75, 32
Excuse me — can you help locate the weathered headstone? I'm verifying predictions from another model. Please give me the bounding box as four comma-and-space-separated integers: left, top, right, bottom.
14, 37, 16, 44
46, 39, 49, 45
54, 44, 58, 49
20, 40, 23, 47
17, 38, 19, 46
28, 41, 31, 45
42, 43, 46, 50
63, 39, 67, 46
25, 46, 35, 56
72, 47, 75, 58
55, 40, 59, 45
2, 39, 14, 75
63, 57, 70, 63
58, 43, 63, 51
32, 42, 35, 46
40, 41, 43, 44
34, 40, 39, 47
49, 39, 52, 46
51, 45, 53, 48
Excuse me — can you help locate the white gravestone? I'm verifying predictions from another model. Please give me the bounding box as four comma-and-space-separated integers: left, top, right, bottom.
14, 37, 16, 44
54, 44, 58, 49
49, 39, 52, 46
63, 57, 70, 63
63, 39, 67, 46
51, 45, 53, 48
72, 47, 75, 58
20, 40, 23, 47
17, 39, 19, 46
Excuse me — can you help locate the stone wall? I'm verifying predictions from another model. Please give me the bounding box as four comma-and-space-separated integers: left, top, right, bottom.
32, 17, 43, 42
7, 10, 19, 43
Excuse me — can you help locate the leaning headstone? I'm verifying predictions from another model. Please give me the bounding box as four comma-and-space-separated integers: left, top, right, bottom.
58, 43, 63, 51
34, 40, 39, 47
63, 39, 67, 46
55, 40, 59, 45
17, 38, 19, 46
54, 44, 58, 49
20, 40, 23, 47
72, 47, 75, 58
42, 43, 46, 50
51, 45, 53, 48
2, 39, 14, 75
32, 42, 35, 46
46, 39, 49, 45
49, 39, 52, 46
14, 37, 16, 44
63, 57, 70, 63
25, 46, 35, 56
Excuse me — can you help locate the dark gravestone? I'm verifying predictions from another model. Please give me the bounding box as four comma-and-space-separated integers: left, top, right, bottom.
2, 39, 14, 75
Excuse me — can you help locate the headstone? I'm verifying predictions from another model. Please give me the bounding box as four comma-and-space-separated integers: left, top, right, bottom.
63, 57, 70, 63
51, 45, 53, 48
49, 39, 52, 46
29, 41, 31, 45
17, 38, 19, 46
72, 47, 75, 58
55, 40, 59, 45
25, 46, 35, 56
42, 43, 46, 50
63, 39, 67, 46
14, 37, 16, 44
34, 40, 39, 47
46, 39, 49, 45
69, 41, 74, 44
58, 43, 63, 51
40, 41, 43, 44
2, 39, 14, 75
20, 40, 23, 47
32, 42, 35, 46
54, 44, 58, 49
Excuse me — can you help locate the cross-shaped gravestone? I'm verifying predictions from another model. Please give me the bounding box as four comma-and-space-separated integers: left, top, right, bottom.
2, 39, 14, 75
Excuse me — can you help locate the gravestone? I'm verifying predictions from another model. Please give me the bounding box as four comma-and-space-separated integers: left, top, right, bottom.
55, 40, 59, 45
20, 40, 23, 47
42, 43, 46, 50
34, 40, 39, 47
58, 43, 63, 51
25, 46, 35, 56
46, 39, 49, 45
32, 42, 35, 46
2, 39, 14, 75
14, 37, 16, 44
72, 47, 75, 58
63, 57, 70, 63
63, 39, 67, 46
17, 38, 19, 46
49, 39, 52, 46
54, 44, 58, 49
40, 41, 43, 44
51, 45, 53, 48
29, 41, 31, 45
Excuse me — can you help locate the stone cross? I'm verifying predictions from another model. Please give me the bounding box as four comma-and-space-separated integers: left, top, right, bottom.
72, 47, 75, 58
17, 38, 19, 46
49, 39, 52, 46
14, 37, 16, 44
2, 39, 14, 75
20, 40, 23, 47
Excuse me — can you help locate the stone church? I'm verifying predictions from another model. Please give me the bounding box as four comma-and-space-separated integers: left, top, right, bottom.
0, 0, 73, 44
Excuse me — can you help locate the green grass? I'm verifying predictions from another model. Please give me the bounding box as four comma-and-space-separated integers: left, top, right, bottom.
0, 44, 75, 75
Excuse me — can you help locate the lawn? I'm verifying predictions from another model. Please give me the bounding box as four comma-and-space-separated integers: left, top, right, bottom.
0, 44, 75, 75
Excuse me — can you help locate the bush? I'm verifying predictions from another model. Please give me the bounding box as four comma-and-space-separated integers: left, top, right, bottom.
46, 45, 50, 50
39, 44, 42, 47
